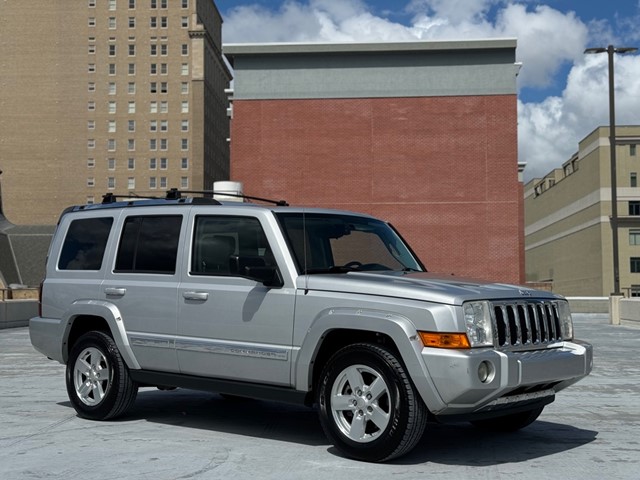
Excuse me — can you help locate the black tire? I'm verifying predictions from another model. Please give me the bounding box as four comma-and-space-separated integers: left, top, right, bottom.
470, 406, 544, 432
317, 343, 427, 462
66, 331, 138, 420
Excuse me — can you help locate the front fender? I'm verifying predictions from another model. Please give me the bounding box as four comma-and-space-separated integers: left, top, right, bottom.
61, 300, 141, 370
294, 307, 447, 413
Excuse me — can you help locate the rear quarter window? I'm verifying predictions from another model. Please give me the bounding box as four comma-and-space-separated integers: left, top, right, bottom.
58, 217, 114, 270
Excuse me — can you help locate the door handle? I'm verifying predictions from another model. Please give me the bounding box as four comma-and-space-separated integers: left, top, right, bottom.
105, 287, 126, 296
182, 291, 209, 301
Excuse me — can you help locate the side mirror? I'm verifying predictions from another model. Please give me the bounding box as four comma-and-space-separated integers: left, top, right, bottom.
244, 265, 283, 288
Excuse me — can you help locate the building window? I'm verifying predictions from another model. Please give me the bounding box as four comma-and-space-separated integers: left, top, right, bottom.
88, 44, 96, 54
150, 139, 157, 150
181, 176, 188, 188
630, 230, 640, 245
108, 177, 116, 189
160, 0, 167, 8
107, 139, 116, 151
109, 101, 116, 114
108, 120, 116, 133
181, 82, 189, 94
108, 17, 116, 29
88, 63, 96, 73
129, 17, 136, 28
160, 158, 168, 169
181, 139, 188, 150
128, 44, 136, 56
87, 177, 95, 187
182, 0, 188, 7
128, 120, 136, 132
181, 44, 189, 55
160, 44, 168, 56
150, 101, 158, 113
128, 158, 135, 169
160, 63, 168, 75
128, 63, 136, 75
181, 17, 188, 28
632, 257, 640, 273
87, 158, 95, 168
88, 82, 96, 92
160, 82, 168, 93
181, 120, 189, 132
107, 158, 116, 170
181, 101, 189, 113
160, 138, 168, 151
160, 120, 168, 132
149, 158, 157, 169
149, 177, 157, 189
150, 63, 157, 75
128, 139, 135, 151
160, 16, 168, 28
88, 120, 95, 130
630, 201, 640, 216
87, 197, 95, 205
631, 285, 640, 297
109, 44, 116, 56
181, 63, 189, 75
88, 17, 96, 27
160, 176, 167, 188
150, 16, 157, 28
108, 82, 116, 95
150, 44, 157, 55
151, 0, 157, 7
631, 145, 637, 156
88, 101, 96, 111
109, 64, 116, 75
150, 120, 157, 132
87, 139, 95, 149
160, 101, 168, 113
89, 0, 96, 6
128, 82, 136, 94
129, 0, 135, 8
150, 82, 157, 93
181, 157, 188, 169
128, 177, 135, 190
632, 172, 638, 188
108, 0, 116, 9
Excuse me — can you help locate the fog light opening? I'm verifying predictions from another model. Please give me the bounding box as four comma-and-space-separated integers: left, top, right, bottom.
478, 361, 495, 383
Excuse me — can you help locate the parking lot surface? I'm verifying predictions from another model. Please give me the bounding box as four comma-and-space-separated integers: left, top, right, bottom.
1, 314, 639, 479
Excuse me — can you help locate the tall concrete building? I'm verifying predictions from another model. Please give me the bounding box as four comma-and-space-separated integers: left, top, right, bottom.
525, 126, 640, 297
224, 40, 524, 284
0, 0, 231, 225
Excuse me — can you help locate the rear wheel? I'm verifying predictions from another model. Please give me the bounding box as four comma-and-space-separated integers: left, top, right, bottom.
470, 406, 544, 432
66, 331, 138, 420
317, 343, 427, 462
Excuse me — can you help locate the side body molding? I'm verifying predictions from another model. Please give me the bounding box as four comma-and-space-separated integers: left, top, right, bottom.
293, 307, 447, 413
61, 300, 141, 370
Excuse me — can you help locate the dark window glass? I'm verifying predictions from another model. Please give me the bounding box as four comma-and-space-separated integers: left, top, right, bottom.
58, 217, 113, 270
191, 216, 275, 276
631, 144, 636, 156
632, 257, 640, 274
115, 215, 182, 274
630, 201, 640, 216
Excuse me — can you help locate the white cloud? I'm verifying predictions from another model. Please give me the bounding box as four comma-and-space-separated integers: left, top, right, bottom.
221, 1, 639, 181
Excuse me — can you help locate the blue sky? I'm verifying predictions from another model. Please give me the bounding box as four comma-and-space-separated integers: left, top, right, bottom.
216, 0, 640, 180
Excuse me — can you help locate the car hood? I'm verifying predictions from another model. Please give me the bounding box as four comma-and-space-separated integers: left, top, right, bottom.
298, 271, 563, 306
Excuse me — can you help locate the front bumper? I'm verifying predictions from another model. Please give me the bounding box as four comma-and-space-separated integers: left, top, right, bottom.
421, 339, 593, 416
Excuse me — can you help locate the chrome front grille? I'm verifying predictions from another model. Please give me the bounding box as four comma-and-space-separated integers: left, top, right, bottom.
491, 301, 563, 349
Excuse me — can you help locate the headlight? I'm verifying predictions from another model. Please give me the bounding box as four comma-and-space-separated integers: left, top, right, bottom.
557, 300, 574, 340
463, 301, 494, 347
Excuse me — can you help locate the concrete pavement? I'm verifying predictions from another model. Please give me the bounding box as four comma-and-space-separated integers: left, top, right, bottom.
1, 314, 639, 479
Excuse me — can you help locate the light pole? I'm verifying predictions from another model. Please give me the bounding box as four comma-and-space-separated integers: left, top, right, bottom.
584, 45, 638, 296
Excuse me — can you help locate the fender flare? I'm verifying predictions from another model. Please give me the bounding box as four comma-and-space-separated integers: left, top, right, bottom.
61, 300, 141, 370
294, 307, 447, 413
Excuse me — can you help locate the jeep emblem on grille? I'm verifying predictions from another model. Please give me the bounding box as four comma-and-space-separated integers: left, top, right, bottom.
518, 289, 533, 296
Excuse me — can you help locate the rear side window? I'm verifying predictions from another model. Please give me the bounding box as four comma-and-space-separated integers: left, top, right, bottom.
115, 215, 182, 274
58, 217, 114, 270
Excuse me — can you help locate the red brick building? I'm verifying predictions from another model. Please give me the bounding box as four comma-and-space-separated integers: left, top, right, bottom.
224, 40, 524, 284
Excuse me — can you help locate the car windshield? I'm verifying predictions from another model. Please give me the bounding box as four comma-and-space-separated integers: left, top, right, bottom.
275, 212, 424, 274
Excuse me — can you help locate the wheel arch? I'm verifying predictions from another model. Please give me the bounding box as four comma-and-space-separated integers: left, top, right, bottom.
61, 300, 141, 369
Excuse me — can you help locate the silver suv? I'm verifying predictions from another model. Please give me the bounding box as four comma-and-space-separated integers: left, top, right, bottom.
30, 190, 592, 462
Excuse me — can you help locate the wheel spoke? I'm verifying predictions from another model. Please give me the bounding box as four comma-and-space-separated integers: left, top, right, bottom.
94, 381, 106, 401
78, 356, 92, 373
368, 405, 390, 431
331, 394, 354, 411
77, 381, 92, 399
348, 414, 366, 441
368, 376, 387, 401
345, 366, 364, 392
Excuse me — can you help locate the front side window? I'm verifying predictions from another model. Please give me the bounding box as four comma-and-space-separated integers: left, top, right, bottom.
115, 215, 182, 274
276, 213, 424, 274
191, 216, 277, 277
58, 217, 114, 270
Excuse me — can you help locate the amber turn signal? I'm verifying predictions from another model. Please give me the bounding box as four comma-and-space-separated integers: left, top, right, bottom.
419, 332, 471, 349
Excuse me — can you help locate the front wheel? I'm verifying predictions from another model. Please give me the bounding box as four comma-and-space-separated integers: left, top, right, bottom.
470, 406, 544, 432
66, 331, 138, 420
317, 343, 427, 462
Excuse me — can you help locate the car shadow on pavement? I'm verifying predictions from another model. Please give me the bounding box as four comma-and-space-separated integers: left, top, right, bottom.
58, 388, 598, 465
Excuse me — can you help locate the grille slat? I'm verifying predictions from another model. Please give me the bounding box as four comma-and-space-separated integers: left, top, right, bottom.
492, 300, 562, 350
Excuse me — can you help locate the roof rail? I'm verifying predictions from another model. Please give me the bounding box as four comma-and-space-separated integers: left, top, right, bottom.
102, 192, 160, 204
165, 188, 288, 206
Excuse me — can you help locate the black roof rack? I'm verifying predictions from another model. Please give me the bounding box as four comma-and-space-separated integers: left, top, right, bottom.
166, 188, 288, 206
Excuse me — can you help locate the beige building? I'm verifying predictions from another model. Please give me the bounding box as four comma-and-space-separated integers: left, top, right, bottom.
0, 0, 231, 225
525, 126, 640, 297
